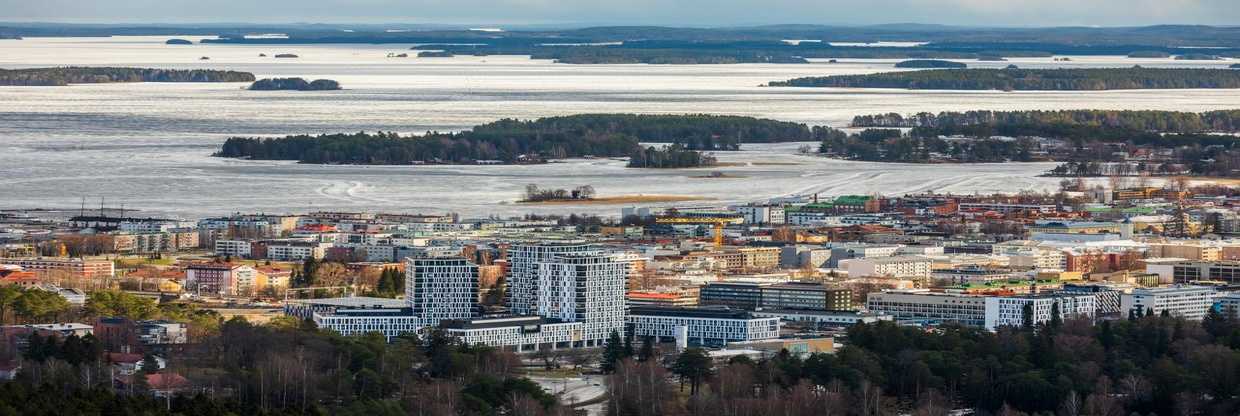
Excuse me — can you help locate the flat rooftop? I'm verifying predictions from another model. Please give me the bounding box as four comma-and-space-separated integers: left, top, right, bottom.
286, 296, 408, 309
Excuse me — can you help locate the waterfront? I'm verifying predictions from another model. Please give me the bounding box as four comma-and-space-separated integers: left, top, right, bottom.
4, 36, 1240, 217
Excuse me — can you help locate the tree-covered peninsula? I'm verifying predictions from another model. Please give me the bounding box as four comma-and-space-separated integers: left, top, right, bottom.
831, 109, 1240, 176
214, 114, 824, 165
769, 67, 1240, 90
0, 67, 256, 86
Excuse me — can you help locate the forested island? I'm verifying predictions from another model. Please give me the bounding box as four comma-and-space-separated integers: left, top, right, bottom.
769, 67, 1240, 90
894, 59, 967, 68
1128, 50, 1171, 58
248, 77, 341, 91
214, 114, 822, 165
833, 109, 1240, 176
627, 144, 718, 168
0, 67, 255, 86
416, 51, 454, 58
1176, 53, 1222, 60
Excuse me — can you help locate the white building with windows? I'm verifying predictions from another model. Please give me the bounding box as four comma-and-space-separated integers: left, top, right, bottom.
536, 253, 629, 347
750, 309, 892, 327
627, 306, 781, 346
984, 294, 1097, 331
407, 257, 478, 327
735, 205, 786, 225
213, 240, 251, 258
1120, 285, 1219, 320
841, 255, 932, 279
866, 290, 988, 327
443, 316, 585, 352
266, 241, 328, 261
506, 242, 599, 316
868, 289, 1099, 331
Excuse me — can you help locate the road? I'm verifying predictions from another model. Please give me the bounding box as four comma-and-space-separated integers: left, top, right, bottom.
528, 374, 607, 415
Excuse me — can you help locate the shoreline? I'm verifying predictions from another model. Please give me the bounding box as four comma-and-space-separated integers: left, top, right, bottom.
516, 195, 714, 205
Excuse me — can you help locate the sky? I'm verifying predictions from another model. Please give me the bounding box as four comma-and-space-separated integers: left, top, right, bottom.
2, 0, 1238, 27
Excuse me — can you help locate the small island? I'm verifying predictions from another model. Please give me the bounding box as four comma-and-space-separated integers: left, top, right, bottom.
518, 184, 708, 204
165, 38, 194, 45
768, 67, 1240, 90
894, 59, 967, 69
273, 53, 299, 58
0, 67, 255, 86
627, 144, 717, 168
214, 113, 824, 166
1128, 50, 1171, 58
1175, 53, 1221, 61
248, 77, 342, 91
417, 51, 454, 58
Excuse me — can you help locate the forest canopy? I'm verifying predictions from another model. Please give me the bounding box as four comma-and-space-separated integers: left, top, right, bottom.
214, 114, 826, 165
0, 67, 255, 86
769, 68, 1240, 90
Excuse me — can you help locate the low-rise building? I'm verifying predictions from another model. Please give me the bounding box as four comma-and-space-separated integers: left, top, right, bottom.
750, 309, 892, 328
841, 255, 932, 279
0, 258, 114, 280
759, 282, 853, 311
627, 306, 781, 347
1120, 285, 1219, 320
866, 290, 988, 327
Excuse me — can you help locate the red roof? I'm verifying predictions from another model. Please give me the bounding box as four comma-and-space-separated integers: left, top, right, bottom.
146, 373, 190, 389
106, 352, 143, 364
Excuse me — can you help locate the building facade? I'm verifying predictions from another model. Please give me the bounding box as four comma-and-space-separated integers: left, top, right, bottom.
627, 306, 781, 346
407, 257, 479, 326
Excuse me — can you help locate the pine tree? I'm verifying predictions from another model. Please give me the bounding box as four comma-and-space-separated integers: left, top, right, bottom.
1021, 303, 1034, 331
601, 330, 624, 373
623, 328, 635, 358
638, 336, 655, 361
1049, 300, 1062, 330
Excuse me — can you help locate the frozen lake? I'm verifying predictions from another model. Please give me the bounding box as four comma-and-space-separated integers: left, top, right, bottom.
2, 36, 1239, 218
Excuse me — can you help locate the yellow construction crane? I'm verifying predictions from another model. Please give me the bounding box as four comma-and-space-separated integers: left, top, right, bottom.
655, 215, 743, 248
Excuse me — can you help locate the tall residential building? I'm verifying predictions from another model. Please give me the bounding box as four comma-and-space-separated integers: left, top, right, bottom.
407, 257, 479, 326
505, 242, 598, 315
536, 253, 629, 347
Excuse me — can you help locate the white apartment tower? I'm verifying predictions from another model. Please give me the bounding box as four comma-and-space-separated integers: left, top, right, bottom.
506, 242, 599, 315
407, 257, 479, 326
536, 253, 629, 347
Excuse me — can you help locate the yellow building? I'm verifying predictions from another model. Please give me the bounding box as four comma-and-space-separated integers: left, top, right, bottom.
1148, 243, 1221, 261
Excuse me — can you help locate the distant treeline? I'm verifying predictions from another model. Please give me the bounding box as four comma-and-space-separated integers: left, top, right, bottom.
834, 109, 1240, 176
852, 110, 1240, 133
852, 110, 1240, 149
0, 67, 255, 86
819, 128, 1037, 163
769, 68, 1240, 90
627, 144, 718, 168
214, 114, 820, 165
894, 59, 967, 68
